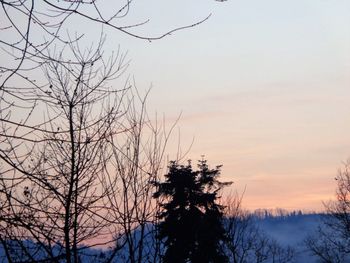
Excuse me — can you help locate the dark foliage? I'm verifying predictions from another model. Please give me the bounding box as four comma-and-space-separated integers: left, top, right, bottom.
153, 160, 231, 263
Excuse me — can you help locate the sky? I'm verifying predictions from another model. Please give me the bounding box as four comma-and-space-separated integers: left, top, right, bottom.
96, 0, 349, 212
5, 0, 350, 211
96, 0, 350, 211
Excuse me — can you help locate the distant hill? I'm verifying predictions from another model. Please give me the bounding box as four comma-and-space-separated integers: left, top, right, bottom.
254, 213, 323, 263
0, 213, 330, 263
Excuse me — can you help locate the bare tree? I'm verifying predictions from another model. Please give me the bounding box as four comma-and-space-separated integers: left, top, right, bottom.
305, 160, 350, 263
224, 193, 295, 263
0, 0, 210, 92
105, 89, 178, 263
0, 39, 119, 262
0, 37, 176, 262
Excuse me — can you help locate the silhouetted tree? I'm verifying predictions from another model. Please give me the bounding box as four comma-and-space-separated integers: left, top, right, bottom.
305, 160, 350, 263
0, 41, 175, 263
153, 159, 231, 263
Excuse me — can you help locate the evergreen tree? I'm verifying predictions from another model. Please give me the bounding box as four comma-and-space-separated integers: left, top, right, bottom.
153, 159, 231, 263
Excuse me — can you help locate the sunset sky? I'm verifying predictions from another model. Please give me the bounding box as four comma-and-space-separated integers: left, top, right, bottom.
98, 0, 350, 211
12, 0, 348, 212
